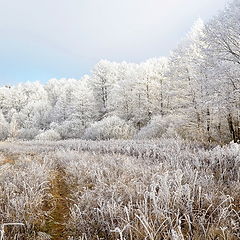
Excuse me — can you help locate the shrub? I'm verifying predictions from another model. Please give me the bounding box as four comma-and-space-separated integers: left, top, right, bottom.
50, 120, 85, 139
135, 115, 184, 139
35, 129, 61, 141
84, 116, 136, 140
17, 128, 39, 140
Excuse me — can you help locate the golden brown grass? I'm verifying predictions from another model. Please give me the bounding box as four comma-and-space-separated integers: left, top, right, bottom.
0, 139, 239, 239
41, 166, 71, 240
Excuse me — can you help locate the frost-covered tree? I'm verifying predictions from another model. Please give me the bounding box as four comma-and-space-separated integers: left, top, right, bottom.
108, 62, 138, 122
168, 18, 213, 141
69, 76, 97, 126
89, 60, 118, 119
202, 0, 240, 142
109, 59, 170, 130
0, 110, 9, 140
8, 111, 19, 140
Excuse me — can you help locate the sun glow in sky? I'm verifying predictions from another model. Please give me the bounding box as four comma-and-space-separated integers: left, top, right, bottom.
0, 0, 228, 85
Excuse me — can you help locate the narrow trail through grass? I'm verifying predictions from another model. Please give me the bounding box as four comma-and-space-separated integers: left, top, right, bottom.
43, 165, 71, 240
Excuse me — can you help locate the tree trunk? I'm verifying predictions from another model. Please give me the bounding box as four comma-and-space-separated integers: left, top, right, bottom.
227, 113, 237, 142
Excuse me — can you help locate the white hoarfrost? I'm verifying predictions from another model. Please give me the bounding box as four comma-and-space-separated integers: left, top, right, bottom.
35, 129, 61, 141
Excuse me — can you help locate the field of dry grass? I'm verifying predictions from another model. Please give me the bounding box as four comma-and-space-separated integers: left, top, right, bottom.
0, 139, 239, 239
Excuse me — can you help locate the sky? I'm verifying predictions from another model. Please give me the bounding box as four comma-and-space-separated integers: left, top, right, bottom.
0, 0, 229, 86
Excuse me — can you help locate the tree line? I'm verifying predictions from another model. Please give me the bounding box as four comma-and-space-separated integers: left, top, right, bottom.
0, 0, 239, 143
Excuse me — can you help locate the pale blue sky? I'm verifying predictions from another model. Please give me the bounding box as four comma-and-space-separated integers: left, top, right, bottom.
0, 0, 228, 86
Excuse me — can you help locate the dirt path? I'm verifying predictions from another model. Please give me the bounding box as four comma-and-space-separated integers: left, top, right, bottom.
43, 166, 71, 240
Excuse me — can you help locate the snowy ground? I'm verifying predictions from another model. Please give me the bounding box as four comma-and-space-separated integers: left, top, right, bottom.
0, 139, 239, 239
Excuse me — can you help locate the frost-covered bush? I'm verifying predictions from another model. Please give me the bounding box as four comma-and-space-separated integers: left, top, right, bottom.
17, 127, 39, 140
84, 116, 136, 140
35, 129, 61, 141
135, 115, 167, 139
50, 120, 85, 139
136, 115, 183, 139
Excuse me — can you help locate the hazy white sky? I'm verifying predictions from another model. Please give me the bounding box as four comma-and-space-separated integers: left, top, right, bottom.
0, 0, 229, 85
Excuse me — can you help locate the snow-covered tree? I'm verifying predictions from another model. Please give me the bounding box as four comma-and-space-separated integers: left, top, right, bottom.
89, 60, 118, 119
0, 110, 9, 140
8, 111, 19, 140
